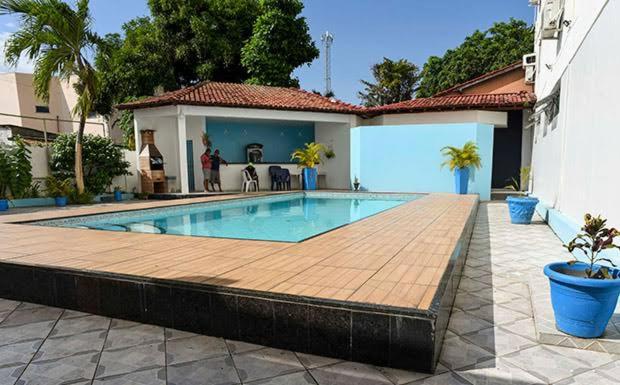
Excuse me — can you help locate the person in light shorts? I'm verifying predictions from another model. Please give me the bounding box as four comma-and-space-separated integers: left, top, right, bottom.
200, 148, 212, 192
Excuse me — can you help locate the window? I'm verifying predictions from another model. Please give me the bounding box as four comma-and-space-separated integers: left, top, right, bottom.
35, 105, 50, 113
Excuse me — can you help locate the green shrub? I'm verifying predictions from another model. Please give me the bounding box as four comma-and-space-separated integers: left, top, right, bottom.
0, 135, 33, 199
50, 133, 131, 194
68, 189, 95, 205
45, 176, 73, 198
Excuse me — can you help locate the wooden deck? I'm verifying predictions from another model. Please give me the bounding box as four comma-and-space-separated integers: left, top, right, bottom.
0, 192, 477, 311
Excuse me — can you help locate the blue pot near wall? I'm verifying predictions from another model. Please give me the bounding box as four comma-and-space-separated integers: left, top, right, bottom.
0, 199, 8, 211
55, 196, 68, 207
454, 167, 470, 194
544, 262, 620, 338
303, 167, 317, 190
114, 191, 123, 202
507, 196, 539, 224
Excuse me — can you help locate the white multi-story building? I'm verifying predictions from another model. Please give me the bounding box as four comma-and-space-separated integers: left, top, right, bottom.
529, 0, 620, 235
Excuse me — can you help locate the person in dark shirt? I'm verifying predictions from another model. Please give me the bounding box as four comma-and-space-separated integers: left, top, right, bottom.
210, 149, 228, 192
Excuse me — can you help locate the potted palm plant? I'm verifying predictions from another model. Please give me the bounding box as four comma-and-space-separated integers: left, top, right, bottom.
291, 142, 329, 190
0, 136, 32, 211
505, 167, 539, 224
45, 176, 73, 207
544, 214, 620, 338
440, 141, 482, 194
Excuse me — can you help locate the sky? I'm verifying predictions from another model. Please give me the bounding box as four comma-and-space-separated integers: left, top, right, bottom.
0, 0, 534, 104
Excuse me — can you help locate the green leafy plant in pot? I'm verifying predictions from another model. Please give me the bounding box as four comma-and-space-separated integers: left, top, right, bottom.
291, 142, 330, 190
544, 214, 620, 338
113, 186, 123, 201
45, 176, 73, 207
440, 141, 482, 194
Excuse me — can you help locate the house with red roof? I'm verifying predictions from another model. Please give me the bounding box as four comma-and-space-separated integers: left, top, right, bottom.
119, 63, 534, 199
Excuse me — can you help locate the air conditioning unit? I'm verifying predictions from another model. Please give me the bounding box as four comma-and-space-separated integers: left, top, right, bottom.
541, 0, 564, 39
523, 53, 537, 84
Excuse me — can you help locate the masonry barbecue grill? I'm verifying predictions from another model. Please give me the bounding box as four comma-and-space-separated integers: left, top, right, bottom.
139, 130, 167, 194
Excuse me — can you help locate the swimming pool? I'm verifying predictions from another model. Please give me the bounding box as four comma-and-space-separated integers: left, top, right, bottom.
34, 192, 418, 242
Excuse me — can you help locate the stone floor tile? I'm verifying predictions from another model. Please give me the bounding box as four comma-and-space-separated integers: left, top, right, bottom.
0, 321, 56, 347
0, 364, 26, 385
233, 348, 305, 383
309, 361, 393, 385
16, 351, 99, 385
95, 342, 165, 378
456, 357, 546, 385
104, 322, 164, 350
461, 327, 536, 357
248, 371, 317, 385
60, 309, 93, 319
453, 292, 492, 312
407, 371, 472, 385
553, 368, 619, 385
166, 335, 229, 365
50, 314, 110, 338
0, 306, 62, 327
458, 278, 491, 293
502, 345, 607, 383
448, 310, 493, 336
0, 299, 20, 313
93, 367, 167, 385
35, 329, 106, 361
167, 356, 240, 385
498, 318, 537, 342
465, 304, 529, 326
165, 328, 199, 341
0, 339, 42, 367
295, 352, 342, 369
377, 364, 448, 385
227, 339, 266, 355
439, 336, 494, 370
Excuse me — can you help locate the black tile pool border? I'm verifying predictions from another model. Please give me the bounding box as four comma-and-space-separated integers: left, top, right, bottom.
0, 198, 477, 373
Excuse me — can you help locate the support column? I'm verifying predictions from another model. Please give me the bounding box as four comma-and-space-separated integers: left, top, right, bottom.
177, 112, 190, 194
133, 118, 142, 193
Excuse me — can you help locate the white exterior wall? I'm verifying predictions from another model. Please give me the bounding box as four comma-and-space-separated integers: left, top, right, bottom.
531, 0, 620, 224
315, 122, 350, 189
365, 110, 508, 128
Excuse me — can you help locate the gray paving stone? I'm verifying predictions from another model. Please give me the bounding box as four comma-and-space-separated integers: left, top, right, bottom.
439, 336, 494, 370
104, 322, 163, 350
248, 371, 317, 385
456, 357, 546, 385
0, 339, 42, 366
377, 364, 448, 385
95, 342, 165, 378
296, 352, 342, 369
166, 334, 229, 365
0, 364, 26, 385
50, 314, 110, 337
461, 327, 536, 357
93, 367, 167, 385
16, 351, 99, 385
407, 371, 471, 385
167, 356, 240, 385
310, 361, 393, 385
35, 329, 106, 361
0, 321, 56, 347
448, 310, 493, 336
0, 299, 20, 313
0, 306, 62, 327
227, 339, 266, 355
233, 348, 305, 383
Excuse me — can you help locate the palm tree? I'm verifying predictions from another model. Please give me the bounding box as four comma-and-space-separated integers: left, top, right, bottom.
1, 0, 100, 193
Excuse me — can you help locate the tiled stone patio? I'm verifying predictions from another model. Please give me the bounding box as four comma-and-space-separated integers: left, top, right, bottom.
1, 201, 619, 384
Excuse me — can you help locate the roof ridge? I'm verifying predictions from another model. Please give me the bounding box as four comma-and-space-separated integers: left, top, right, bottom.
433, 61, 523, 97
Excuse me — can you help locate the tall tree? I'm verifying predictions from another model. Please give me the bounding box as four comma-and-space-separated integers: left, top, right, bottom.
1, 0, 101, 194
417, 18, 534, 97
148, 0, 260, 86
358, 57, 420, 107
241, 0, 319, 87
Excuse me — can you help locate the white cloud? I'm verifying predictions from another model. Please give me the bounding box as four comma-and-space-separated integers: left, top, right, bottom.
4, 22, 16, 29
0, 31, 34, 73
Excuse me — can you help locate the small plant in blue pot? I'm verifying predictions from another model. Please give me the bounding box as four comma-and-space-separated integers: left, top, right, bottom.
544, 214, 620, 338
440, 141, 482, 194
113, 186, 123, 202
45, 176, 72, 207
291, 142, 330, 190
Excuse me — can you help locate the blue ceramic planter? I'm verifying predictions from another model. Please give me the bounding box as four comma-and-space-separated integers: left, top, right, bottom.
303, 167, 317, 190
55, 196, 68, 207
454, 167, 469, 194
0, 199, 8, 211
544, 262, 620, 338
114, 191, 123, 201
506, 196, 539, 224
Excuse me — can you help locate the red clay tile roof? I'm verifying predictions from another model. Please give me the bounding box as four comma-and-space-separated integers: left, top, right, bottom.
433, 61, 523, 97
116, 81, 535, 116
366, 91, 536, 115
117, 81, 363, 114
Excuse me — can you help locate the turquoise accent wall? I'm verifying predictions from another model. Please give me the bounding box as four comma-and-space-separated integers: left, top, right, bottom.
350, 123, 494, 200
205, 118, 314, 163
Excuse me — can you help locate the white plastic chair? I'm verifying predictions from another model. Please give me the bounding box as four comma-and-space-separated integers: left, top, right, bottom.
241, 169, 258, 192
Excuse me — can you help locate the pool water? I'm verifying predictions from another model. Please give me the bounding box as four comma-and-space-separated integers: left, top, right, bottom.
36, 193, 417, 242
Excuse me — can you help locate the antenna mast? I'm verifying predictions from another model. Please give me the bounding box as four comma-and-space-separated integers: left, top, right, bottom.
321, 31, 334, 96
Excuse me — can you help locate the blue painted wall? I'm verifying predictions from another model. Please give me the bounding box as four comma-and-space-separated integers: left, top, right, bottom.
350, 123, 494, 200
205, 118, 314, 163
